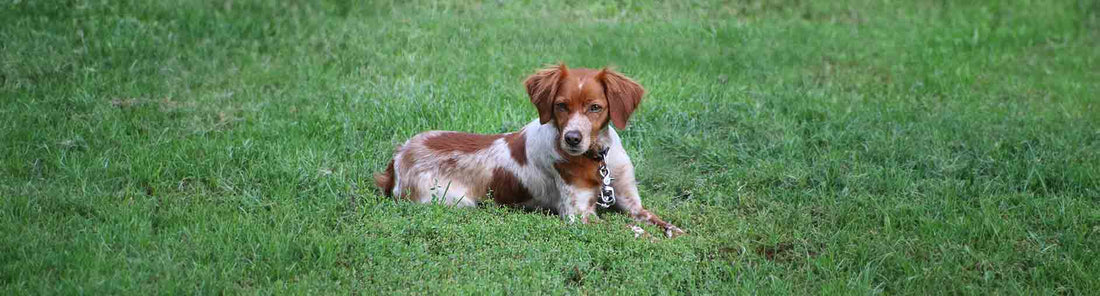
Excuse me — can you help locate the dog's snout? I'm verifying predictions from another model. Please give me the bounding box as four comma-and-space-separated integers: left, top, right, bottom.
564, 131, 582, 146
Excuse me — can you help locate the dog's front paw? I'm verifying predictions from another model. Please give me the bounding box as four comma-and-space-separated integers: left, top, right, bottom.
563, 214, 579, 224
664, 225, 686, 238
580, 213, 602, 224
627, 224, 647, 238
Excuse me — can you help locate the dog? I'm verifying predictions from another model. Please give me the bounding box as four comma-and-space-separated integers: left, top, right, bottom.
374, 64, 684, 237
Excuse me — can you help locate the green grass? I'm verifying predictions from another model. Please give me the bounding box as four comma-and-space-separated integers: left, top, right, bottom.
2, 0, 1099, 294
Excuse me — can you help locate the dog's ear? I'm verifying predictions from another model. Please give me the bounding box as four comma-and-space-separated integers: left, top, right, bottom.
524, 63, 568, 125
598, 67, 644, 129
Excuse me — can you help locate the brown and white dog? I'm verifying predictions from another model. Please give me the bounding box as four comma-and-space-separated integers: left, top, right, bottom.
374, 64, 684, 237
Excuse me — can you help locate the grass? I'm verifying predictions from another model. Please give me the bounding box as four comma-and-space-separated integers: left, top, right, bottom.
2, 0, 1099, 294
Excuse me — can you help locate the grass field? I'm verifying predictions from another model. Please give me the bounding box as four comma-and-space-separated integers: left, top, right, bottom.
3, 0, 1099, 294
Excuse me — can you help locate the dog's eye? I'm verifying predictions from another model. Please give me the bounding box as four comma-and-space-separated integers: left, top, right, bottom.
556, 103, 568, 111
588, 104, 603, 113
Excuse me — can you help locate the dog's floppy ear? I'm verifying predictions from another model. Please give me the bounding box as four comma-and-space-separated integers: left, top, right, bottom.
524, 63, 568, 124
598, 67, 644, 129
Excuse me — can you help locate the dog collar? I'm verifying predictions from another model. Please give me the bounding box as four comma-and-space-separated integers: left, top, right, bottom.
586, 147, 610, 161
588, 147, 615, 208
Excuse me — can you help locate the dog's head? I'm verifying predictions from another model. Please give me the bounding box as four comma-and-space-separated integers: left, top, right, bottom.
524, 63, 644, 156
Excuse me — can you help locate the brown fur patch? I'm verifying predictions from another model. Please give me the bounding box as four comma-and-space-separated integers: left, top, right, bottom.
553, 154, 601, 189
488, 168, 533, 205
373, 160, 396, 197
525, 64, 569, 124
597, 68, 644, 129
424, 132, 503, 153
505, 130, 527, 165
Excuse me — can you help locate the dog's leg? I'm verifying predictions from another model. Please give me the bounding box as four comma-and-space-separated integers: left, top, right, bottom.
609, 161, 685, 238
579, 189, 601, 224
558, 183, 600, 224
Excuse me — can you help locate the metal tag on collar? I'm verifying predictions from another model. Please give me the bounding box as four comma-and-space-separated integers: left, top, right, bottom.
596, 162, 616, 208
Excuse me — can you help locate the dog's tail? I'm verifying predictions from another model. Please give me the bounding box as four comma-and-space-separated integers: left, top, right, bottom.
373, 159, 396, 197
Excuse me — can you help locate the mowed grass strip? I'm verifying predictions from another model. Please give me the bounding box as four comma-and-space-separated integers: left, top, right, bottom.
2, 0, 1098, 294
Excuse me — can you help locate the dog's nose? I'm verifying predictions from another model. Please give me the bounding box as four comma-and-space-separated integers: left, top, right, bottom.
564, 131, 582, 146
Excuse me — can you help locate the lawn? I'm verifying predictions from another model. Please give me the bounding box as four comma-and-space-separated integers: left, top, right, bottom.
2, 0, 1099, 294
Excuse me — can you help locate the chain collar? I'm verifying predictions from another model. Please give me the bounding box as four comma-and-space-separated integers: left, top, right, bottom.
589, 147, 615, 208
586, 147, 610, 161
